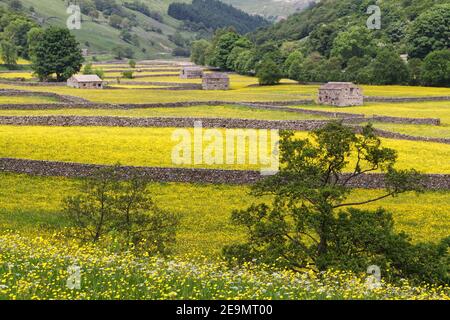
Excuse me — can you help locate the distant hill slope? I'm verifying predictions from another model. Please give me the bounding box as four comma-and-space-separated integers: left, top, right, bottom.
222, 0, 317, 21
0, 0, 194, 59
168, 0, 270, 34
252, 0, 449, 45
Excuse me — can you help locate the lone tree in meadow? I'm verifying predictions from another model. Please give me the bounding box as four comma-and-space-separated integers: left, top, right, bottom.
64, 166, 180, 255
31, 27, 83, 81
224, 122, 450, 285
257, 56, 283, 85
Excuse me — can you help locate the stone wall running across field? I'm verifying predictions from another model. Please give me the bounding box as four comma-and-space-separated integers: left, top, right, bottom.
366, 96, 450, 103
0, 89, 91, 104
0, 158, 449, 190
1, 115, 449, 145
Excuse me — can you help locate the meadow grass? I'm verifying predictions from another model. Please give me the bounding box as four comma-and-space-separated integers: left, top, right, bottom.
371, 123, 450, 139
0, 72, 34, 79
0, 126, 449, 173
0, 83, 313, 103
0, 173, 449, 255
0, 105, 327, 120
0, 96, 58, 104
297, 101, 450, 125
1, 231, 448, 300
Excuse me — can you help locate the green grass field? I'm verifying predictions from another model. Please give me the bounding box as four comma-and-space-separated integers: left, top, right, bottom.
1, 126, 449, 173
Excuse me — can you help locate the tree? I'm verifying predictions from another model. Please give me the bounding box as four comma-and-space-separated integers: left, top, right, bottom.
63, 166, 180, 254
190, 39, 211, 65
370, 49, 409, 85
208, 31, 240, 70
283, 50, 304, 76
344, 56, 372, 83
407, 58, 423, 86
4, 18, 35, 58
408, 4, 450, 59
308, 23, 340, 58
331, 26, 375, 62
256, 56, 283, 85
31, 27, 83, 82
222, 123, 450, 285
420, 50, 450, 87
129, 59, 136, 68
0, 40, 17, 66
234, 49, 255, 75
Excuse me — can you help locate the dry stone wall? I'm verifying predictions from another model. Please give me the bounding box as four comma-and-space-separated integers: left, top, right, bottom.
0, 158, 449, 190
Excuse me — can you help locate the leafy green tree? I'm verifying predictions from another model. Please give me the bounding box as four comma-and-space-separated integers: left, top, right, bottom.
308, 23, 340, 57
370, 49, 409, 85
226, 37, 252, 70
288, 58, 302, 82
0, 40, 17, 66
31, 27, 83, 82
408, 4, 450, 59
222, 122, 449, 285
256, 56, 283, 85
26, 27, 43, 58
344, 56, 372, 83
4, 18, 35, 58
420, 50, 450, 87
295, 52, 324, 83
234, 49, 255, 75
190, 39, 211, 65
331, 26, 375, 62
407, 58, 423, 86
129, 59, 136, 68
64, 166, 180, 255
283, 50, 304, 76
208, 31, 240, 70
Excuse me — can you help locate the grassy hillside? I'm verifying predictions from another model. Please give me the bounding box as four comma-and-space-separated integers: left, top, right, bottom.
0, 0, 193, 59
223, 0, 316, 20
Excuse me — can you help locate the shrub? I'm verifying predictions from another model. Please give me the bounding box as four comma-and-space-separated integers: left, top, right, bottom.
63, 166, 180, 255
122, 70, 134, 79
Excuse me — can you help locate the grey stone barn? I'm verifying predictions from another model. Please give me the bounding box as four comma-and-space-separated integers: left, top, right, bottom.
67, 75, 104, 89
180, 66, 204, 79
202, 73, 230, 90
318, 82, 363, 107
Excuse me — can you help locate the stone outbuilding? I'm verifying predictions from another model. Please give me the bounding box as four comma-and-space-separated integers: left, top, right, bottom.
180, 66, 204, 79
67, 75, 104, 89
318, 82, 363, 107
202, 73, 230, 90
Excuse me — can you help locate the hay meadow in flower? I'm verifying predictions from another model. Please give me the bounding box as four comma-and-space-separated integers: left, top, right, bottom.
0, 126, 449, 173
0, 72, 449, 300
0, 173, 449, 300
0, 105, 327, 120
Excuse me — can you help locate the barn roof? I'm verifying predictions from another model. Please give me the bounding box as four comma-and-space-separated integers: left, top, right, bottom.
320, 82, 359, 90
182, 66, 203, 71
203, 72, 229, 79
71, 75, 103, 82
